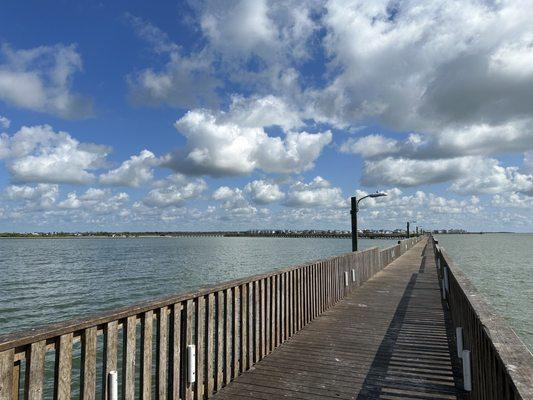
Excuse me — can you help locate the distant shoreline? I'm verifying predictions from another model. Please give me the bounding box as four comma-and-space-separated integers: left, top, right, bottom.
0, 231, 525, 239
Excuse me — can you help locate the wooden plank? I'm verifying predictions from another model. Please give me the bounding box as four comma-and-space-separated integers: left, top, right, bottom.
12, 362, 19, 400
54, 333, 73, 400
280, 273, 286, 343
80, 327, 97, 400
207, 293, 215, 395
196, 297, 206, 400
0, 349, 14, 400
260, 279, 266, 358
185, 299, 195, 400
157, 306, 169, 400
141, 311, 153, 400
225, 289, 232, 385
102, 320, 118, 400
233, 286, 240, 378
172, 303, 182, 400
246, 283, 253, 371
275, 275, 280, 348
240, 286, 247, 374
264, 278, 272, 355
123, 316, 136, 400
26, 340, 46, 400
254, 281, 260, 362
216, 291, 224, 391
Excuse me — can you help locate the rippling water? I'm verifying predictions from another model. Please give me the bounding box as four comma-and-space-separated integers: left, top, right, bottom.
0, 236, 397, 335
436, 233, 533, 351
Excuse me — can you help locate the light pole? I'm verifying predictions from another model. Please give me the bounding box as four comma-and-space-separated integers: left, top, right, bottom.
351, 192, 387, 252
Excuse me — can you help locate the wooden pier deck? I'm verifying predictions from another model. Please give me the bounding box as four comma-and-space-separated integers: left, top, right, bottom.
212, 238, 463, 399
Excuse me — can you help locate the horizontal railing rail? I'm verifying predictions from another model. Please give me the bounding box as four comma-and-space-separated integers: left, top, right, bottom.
434, 238, 533, 400
0, 236, 422, 400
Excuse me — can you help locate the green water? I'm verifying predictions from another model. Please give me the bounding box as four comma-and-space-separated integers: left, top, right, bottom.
436, 233, 533, 351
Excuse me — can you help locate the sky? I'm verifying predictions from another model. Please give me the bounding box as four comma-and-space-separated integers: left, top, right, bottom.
0, 0, 532, 232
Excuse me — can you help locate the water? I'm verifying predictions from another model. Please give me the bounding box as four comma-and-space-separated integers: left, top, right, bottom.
436, 233, 533, 351
0, 236, 396, 335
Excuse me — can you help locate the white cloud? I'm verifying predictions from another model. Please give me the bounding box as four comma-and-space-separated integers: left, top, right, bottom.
143, 178, 207, 207
0, 43, 92, 118
5, 184, 58, 210
166, 96, 331, 176
244, 180, 284, 204
340, 134, 399, 158
0, 125, 109, 184
0, 115, 10, 129
58, 188, 129, 214
100, 150, 159, 187
285, 176, 346, 208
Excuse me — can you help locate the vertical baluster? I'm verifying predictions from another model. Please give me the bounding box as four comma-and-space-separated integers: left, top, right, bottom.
102, 321, 118, 400
141, 311, 153, 400
233, 286, 240, 378
254, 281, 260, 362
81, 327, 97, 400
260, 280, 266, 358
207, 293, 215, 395
123, 317, 136, 400
54, 333, 73, 400
171, 302, 182, 400
185, 299, 194, 400
246, 283, 253, 370
225, 289, 232, 384
281, 274, 286, 342
0, 349, 14, 400
216, 291, 224, 391
196, 296, 205, 400
12, 361, 20, 400
240, 286, 247, 374
157, 307, 169, 400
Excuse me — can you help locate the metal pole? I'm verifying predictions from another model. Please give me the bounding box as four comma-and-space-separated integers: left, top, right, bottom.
406, 221, 410, 238
351, 196, 358, 252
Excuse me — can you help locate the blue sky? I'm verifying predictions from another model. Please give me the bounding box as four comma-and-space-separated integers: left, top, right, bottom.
1, 0, 532, 232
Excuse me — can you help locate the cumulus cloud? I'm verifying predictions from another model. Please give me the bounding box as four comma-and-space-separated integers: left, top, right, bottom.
0, 43, 92, 118
100, 150, 159, 187
143, 178, 207, 207
5, 184, 59, 210
0, 125, 109, 184
165, 96, 331, 176
285, 176, 346, 208
0, 115, 10, 129
244, 180, 284, 204
340, 134, 399, 158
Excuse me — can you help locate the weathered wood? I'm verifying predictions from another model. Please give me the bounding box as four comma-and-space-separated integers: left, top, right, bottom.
12, 362, 19, 400
206, 293, 215, 396
141, 311, 153, 400
224, 289, 232, 385
253, 281, 260, 363
26, 340, 46, 400
239, 286, 247, 375
80, 327, 97, 400
196, 296, 205, 400
102, 321, 117, 400
185, 299, 195, 400
123, 316, 136, 400
171, 302, 182, 400
260, 279, 266, 359
216, 291, 224, 391
54, 333, 72, 400
232, 286, 240, 378
0, 350, 14, 400
157, 306, 169, 400
246, 283, 253, 371
265, 278, 271, 354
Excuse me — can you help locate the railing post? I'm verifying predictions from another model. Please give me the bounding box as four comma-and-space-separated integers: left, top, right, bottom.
462, 350, 472, 392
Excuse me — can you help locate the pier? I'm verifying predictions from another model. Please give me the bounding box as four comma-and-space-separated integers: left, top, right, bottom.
0, 236, 531, 399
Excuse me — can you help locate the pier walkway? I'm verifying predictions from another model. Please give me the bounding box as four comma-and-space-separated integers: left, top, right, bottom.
213, 238, 462, 399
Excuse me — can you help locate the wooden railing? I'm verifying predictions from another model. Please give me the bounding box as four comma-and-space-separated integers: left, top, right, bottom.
0, 237, 422, 400
434, 238, 533, 400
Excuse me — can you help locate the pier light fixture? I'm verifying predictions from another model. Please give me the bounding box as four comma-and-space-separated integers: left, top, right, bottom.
350, 191, 387, 252
406, 220, 416, 238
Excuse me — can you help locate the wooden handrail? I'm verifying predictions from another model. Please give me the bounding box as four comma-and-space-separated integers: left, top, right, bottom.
435, 241, 533, 399
0, 236, 422, 400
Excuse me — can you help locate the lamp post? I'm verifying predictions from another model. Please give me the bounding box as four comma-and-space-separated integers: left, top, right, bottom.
351, 192, 387, 252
